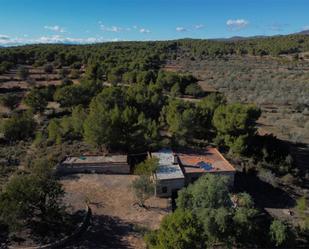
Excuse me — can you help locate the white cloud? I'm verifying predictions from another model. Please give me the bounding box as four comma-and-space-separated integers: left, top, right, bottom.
194, 24, 205, 30
44, 25, 66, 33
302, 25, 309, 31
0, 36, 23, 45
0, 34, 119, 46
175, 24, 205, 32
0, 34, 10, 40
226, 19, 249, 30
139, 28, 150, 33
100, 23, 150, 33
38, 35, 118, 44
176, 27, 187, 32
100, 24, 123, 32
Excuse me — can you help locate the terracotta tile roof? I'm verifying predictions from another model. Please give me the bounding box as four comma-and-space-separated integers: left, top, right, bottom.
177, 147, 235, 174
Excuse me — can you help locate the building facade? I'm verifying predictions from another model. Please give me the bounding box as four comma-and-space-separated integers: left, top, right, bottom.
151, 147, 236, 197
151, 149, 185, 197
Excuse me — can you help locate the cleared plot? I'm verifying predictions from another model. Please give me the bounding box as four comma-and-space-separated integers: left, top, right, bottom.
61, 174, 170, 249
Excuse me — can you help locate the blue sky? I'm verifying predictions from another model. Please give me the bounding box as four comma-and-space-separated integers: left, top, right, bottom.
0, 0, 308, 45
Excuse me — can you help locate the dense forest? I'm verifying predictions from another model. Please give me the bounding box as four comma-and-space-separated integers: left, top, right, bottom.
2, 34, 309, 70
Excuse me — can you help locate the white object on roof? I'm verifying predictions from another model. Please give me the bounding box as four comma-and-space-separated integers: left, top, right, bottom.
152, 149, 185, 180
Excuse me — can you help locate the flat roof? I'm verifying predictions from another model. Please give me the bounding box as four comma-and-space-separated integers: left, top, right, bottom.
177, 147, 235, 174
152, 148, 175, 165
155, 164, 186, 180
62, 155, 128, 165
152, 149, 185, 180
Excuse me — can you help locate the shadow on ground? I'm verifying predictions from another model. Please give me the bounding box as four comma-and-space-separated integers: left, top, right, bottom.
235, 171, 296, 209
66, 215, 141, 249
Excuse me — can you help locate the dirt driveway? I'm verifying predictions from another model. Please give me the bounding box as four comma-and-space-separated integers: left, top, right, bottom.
61, 174, 170, 249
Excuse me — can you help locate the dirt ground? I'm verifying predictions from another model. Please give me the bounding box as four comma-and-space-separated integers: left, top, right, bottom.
61, 174, 170, 249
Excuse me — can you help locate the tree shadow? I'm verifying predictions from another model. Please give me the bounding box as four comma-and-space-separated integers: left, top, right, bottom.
58, 174, 82, 181
28, 210, 85, 245
144, 205, 170, 213
0, 224, 9, 249
0, 87, 25, 94
67, 215, 140, 249
235, 171, 296, 209
287, 141, 309, 185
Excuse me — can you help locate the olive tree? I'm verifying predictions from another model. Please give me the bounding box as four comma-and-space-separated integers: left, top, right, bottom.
131, 175, 154, 208
0, 159, 65, 232
1, 112, 35, 142
24, 88, 48, 113
145, 210, 204, 249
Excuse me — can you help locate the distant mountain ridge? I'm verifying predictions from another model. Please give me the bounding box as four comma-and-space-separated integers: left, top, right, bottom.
1, 30, 309, 47
297, 29, 309, 35
213, 35, 271, 41
212, 30, 309, 42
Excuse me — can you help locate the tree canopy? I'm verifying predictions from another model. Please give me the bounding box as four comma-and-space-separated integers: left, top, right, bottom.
1, 112, 35, 142
174, 175, 259, 247
0, 159, 65, 232
24, 88, 48, 113
145, 210, 204, 249
213, 103, 261, 154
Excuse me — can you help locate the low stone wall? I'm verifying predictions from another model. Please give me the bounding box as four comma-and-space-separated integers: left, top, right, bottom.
9, 205, 92, 249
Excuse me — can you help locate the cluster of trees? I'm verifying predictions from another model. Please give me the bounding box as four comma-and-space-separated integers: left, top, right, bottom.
24, 88, 48, 113
47, 105, 86, 144
145, 175, 293, 248
2, 77, 261, 157
156, 71, 202, 97
45, 84, 162, 152
43, 83, 260, 155
0, 159, 66, 237
53, 80, 102, 108
0, 41, 171, 78
178, 34, 309, 57
213, 103, 261, 154
16, 79, 101, 114
1, 34, 309, 75
0, 93, 21, 110
0, 61, 13, 74
1, 112, 35, 142
160, 95, 260, 154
